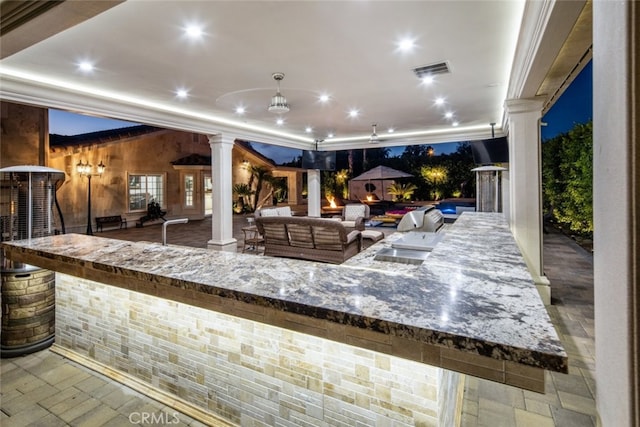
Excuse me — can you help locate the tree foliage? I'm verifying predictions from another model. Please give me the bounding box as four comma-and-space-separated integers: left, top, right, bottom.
420, 165, 448, 200
542, 121, 593, 236
400, 142, 475, 200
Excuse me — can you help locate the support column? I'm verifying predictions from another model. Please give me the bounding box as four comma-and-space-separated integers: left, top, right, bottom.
504, 98, 550, 304
593, 2, 638, 425
207, 134, 237, 251
307, 169, 321, 217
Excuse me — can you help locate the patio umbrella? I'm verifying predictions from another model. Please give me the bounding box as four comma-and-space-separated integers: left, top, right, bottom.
350, 166, 413, 201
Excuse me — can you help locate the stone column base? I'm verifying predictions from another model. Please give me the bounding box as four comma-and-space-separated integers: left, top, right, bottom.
534, 274, 551, 305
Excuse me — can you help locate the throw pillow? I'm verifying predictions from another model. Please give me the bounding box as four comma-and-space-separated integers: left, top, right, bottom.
276, 206, 292, 216
260, 208, 279, 217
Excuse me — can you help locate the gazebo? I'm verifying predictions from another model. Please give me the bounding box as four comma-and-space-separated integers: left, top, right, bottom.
349, 165, 413, 201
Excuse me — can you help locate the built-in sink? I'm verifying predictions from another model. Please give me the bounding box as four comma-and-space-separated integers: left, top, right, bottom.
373, 247, 432, 265
391, 231, 444, 251
373, 231, 444, 264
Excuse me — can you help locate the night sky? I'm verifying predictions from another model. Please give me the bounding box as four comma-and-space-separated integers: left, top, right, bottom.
541, 61, 592, 140
49, 61, 593, 163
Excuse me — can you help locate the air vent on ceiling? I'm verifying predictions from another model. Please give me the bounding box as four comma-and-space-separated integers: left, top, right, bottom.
412, 61, 451, 79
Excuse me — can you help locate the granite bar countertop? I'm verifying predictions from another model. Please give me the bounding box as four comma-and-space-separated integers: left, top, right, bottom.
1, 212, 567, 373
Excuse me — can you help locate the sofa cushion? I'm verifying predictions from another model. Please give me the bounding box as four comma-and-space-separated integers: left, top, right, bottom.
344, 204, 366, 221
276, 206, 292, 216
313, 226, 344, 250
261, 222, 289, 244
287, 223, 314, 248
341, 220, 357, 229
260, 208, 279, 217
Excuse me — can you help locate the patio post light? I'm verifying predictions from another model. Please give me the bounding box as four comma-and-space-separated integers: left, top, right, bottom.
76, 160, 106, 235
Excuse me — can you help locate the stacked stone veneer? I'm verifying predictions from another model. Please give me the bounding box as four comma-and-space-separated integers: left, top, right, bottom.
56, 273, 461, 426
1, 269, 55, 351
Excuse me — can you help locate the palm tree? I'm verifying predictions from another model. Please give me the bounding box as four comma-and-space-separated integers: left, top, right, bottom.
247, 165, 272, 211
387, 182, 418, 201
335, 169, 350, 199
232, 183, 254, 213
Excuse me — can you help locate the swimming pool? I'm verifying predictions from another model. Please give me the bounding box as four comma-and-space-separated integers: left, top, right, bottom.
435, 200, 476, 215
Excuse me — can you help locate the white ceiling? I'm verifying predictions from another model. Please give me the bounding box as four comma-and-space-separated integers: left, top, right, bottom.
0, 0, 590, 151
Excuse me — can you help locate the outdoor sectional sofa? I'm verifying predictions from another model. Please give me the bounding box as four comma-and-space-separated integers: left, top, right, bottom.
255, 204, 367, 232
255, 216, 362, 264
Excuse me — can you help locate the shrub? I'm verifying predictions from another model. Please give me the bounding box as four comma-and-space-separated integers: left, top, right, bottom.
542, 121, 593, 236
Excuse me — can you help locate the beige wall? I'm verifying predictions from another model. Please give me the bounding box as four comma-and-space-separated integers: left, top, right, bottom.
49, 130, 211, 232
0, 101, 48, 167
231, 151, 256, 199
272, 169, 304, 206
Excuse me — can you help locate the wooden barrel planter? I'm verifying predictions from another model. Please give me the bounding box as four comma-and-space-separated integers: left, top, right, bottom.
1, 267, 55, 358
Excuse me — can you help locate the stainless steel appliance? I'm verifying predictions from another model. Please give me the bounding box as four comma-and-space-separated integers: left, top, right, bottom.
472, 165, 507, 213
1, 165, 66, 357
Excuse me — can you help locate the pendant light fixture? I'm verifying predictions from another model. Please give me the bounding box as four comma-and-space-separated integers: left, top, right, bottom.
268, 72, 290, 113
369, 123, 379, 143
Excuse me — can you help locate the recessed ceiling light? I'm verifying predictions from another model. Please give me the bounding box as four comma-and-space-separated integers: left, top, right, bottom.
445, 111, 454, 119
305, 126, 313, 133
452, 121, 459, 127
435, 97, 445, 106
421, 75, 434, 85
185, 25, 204, 39
276, 118, 284, 126
235, 106, 246, 115
397, 37, 416, 52
348, 109, 359, 118
319, 94, 329, 103
176, 89, 188, 98
78, 61, 94, 72
387, 128, 395, 133
327, 133, 334, 138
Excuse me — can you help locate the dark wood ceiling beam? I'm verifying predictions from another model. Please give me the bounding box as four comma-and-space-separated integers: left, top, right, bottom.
0, 0, 124, 59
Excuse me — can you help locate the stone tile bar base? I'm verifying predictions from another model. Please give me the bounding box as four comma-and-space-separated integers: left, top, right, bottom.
1, 268, 55, 354
50, 344, 234, 427
56, 273, 463, 427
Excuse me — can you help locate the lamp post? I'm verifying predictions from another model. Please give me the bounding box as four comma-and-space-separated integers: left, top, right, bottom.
76, 160, 106, 235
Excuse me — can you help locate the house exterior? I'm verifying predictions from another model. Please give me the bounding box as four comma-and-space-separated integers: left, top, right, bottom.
1, 103, 305, 233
